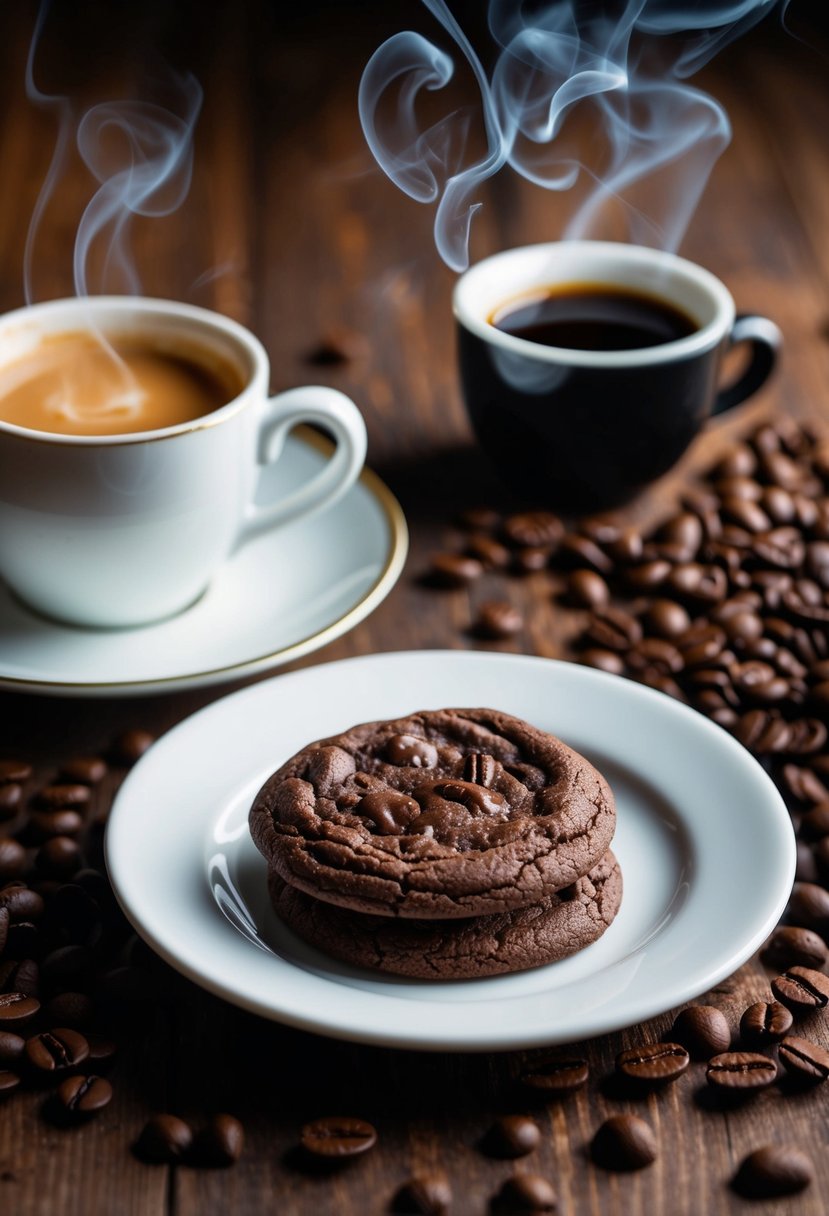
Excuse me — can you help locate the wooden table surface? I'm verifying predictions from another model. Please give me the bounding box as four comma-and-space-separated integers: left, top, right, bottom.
0, 3, 827, 1213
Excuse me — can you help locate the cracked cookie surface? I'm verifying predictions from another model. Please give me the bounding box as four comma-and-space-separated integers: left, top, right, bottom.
249, 708, 616, 918
268, 850, 622, 979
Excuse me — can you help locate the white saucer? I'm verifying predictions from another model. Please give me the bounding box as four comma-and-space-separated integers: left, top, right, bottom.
0, 430, 407, 696
106, 651, 795, 1052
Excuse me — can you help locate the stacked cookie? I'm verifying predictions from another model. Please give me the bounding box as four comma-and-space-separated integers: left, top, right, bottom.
249, 708, 621, 979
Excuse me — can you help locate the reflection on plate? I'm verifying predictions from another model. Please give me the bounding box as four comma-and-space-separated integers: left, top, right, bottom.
0, 429, 407, 696
106, 651, 795, 1051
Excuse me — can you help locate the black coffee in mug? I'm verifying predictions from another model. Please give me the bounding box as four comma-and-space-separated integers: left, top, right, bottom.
454, 243, 781, 514
491, 284, 697, 352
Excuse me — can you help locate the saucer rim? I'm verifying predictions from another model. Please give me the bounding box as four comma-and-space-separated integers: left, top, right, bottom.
0, 427, 408, 695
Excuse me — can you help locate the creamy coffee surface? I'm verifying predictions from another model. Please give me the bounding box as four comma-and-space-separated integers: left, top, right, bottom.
0, 330, 241, 436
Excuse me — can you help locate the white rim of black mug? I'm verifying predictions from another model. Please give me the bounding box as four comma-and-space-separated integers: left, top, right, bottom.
455, 240, 754, 367
0, 296, 268, 447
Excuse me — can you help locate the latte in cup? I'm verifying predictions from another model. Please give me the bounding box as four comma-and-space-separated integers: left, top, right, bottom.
0, 329, 245, 436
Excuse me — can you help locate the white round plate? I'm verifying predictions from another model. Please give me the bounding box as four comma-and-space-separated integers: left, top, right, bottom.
0, 430, 407, 696
106, 650, 795, 1052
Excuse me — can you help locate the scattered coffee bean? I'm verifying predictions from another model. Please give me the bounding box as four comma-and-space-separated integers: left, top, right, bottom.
558, 534, 612, 574
44, 992, 94, 1029
800, 803, 829, 840
512, 546, 550, 574
565, 569, 609, 609
0, 1070, 20, 1096
427, 553, 483, 588
0, 761, 31, 784
0, 784, 22, 820
733, 1145, 814, 1199
0, 907, 7, 955
772, 965, 829, 1013
25, 1027, 89, 1073
706, 1052, 777, 1091
0, 841, 26, 882
642, 599, 691, 638
56, 1074, 113, 1117
778, 1034, 829, 1085
136, 1113, 194, 1163
761, 925, 828, 971
85, 1034, 117, 1067
615, 1042, 689, 1087
393, 1171, 452, 1215
485, 1114, 540, 1158
194, 1113, 245, 1166
591, 1115, 657, 1171
670, 1006, 731, 1061
472, 600, 523, 639
458, 506, 500, 532
786, 882, 829, 936
740, 1001, 793, 1047
0, 1031, 24, 1065
29, 810, 84, 840
36, 836, 82, 879
584, 607, 642, 651
502, 512, 562, 550
465, 533, 510, 570
1, 959, 39, 998
59, 756, 107, 785
0, 994, 38, 1030
494, 1174, 557, 1212
0, 886, 43, 922
519, 1057, 589, 1095
783, 764, 829, 805
300, 1116, 377, 1158
36, 784, 91, 810
112, 730, 156, 766
580, 648, 625, 675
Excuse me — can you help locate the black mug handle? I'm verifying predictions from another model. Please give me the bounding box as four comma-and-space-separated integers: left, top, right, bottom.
712, 313, 782, 416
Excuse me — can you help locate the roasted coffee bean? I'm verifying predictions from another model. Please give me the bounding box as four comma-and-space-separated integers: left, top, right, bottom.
778, 1035, 829, 1085
56, 1074, 113, 1117
740, 1001, 793, 1047
301, 1115, 377, 1158
59, 756, 107, 785
427, 552, 483, 588
564, 570, 609, 609
136, 1114, 194, 1162
642, 599, 690, 638
0, 959, 38, 997
721, 497, 771, 533
0, 760, 31, 785
714, 445, 757, 479
735, 710, 792, 754
771, 966, 829, 1013
786, 882, 829, 937
762, 485, 796, 523
458, 506, 500, 532
112, 729, 156, 766
29, 810, 84, 840
45, 992, 94, 1029
677, 624, 726, 667
502, 512, 563, 550
485, 1114, 541, 1158
671, 1006, 731, 1061
654, 511, 703, 553
624, 559, 671, 591
796, 842, 819, 884
464, 753, 498, 787
760, 450, 806, 492
40, 945, 96, 988
25, 1027, 89, 1073
0, 784, 22, 820
580, 648, 625, 676
706, 1052, 777, 1091
85, 1034, 117, 1067
512, 546, 550, 574
0, 886, 43, 922
733, 1145, 814, 1199
0, 907, 7, 955
585, 607, 642, 651
0, 993, 39, 1027
721, 610, 764, 647
393, 1171, 452, 1215
194, 1113, 245, 1167
761, 925, 828, 971
0, 1070, 20, 1096
579, 516, 622, 545
615, 1042, 688, 1086
35, 784, 90, 810
35, 836, 82, 878
785, 718, 828, 754
812, 837, 829, 882
472, 601, 524, 639
494, 1174, 556, 1212
0, 842, 25, 884
465, 533, 510, 570
715, 476, 762, 502
0, 1031, 24, 1065
783, 764, 829, 804
520, 1057, 589, 1095
626, 638, 684, 676
558, 534, 612, 574
607, 527, 643, 564
800, 803, 829, 840
668, 563, 728, 604
591, 1115, 657, 1171
752, 527, 805, 569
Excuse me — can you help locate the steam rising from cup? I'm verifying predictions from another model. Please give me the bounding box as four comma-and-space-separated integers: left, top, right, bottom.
359, 0, 785, 271
23, 1, 202, 425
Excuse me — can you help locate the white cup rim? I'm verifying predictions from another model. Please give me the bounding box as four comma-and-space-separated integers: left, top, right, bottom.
453, 240, 735, 369
0, 296, 269, 446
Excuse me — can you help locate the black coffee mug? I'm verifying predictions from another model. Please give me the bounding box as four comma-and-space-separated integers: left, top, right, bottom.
454, 241, 781, 513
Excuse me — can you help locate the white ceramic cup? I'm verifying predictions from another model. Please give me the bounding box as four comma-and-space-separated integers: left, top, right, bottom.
0, 297, 368, 628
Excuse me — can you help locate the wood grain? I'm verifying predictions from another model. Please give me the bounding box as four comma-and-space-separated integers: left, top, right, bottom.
0, 5, 828, 1214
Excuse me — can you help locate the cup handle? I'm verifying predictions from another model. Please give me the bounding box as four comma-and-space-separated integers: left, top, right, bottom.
233, 385, 367, 550
712, 313, 782, 416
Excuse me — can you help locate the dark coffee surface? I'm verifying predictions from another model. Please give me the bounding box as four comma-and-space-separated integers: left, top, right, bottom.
492, 285, 696, 352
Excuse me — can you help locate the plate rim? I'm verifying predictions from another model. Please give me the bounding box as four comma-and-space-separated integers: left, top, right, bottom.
0, 428, 408, 696
105, 650, 797, 1051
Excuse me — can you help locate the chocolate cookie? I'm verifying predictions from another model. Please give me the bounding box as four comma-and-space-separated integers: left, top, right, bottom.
268, 850, 622, 979
249, 708, 616, 918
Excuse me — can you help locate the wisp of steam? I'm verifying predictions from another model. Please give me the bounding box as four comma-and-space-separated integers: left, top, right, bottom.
359, 0, 785, 271
23, 2, 201, 423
